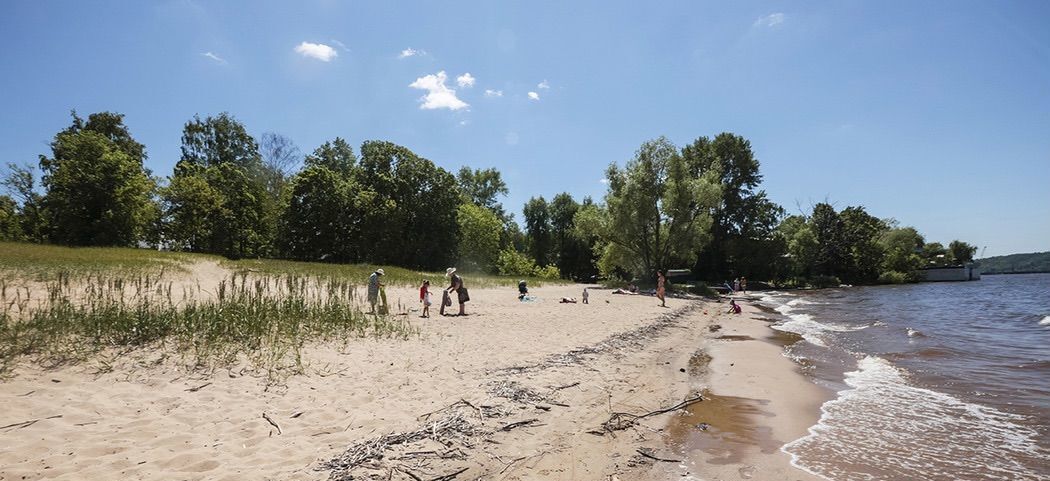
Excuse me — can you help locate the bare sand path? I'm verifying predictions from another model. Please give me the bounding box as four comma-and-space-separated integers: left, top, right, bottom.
0, 268, 824, 481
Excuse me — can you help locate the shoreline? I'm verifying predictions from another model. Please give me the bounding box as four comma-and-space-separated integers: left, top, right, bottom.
0, 280, 828, 480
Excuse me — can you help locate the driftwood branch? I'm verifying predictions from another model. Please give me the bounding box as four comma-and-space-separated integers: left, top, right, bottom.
185, 382, 211, 392
600, 395, 703, 433
500, 418, 540, 432
262, 412, 282, 435
0, 414, 62, 431
636, 448, 680, 463
429, 467, 468, 481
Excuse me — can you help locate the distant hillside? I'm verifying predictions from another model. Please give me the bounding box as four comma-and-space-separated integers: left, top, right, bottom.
976, 251, 1050, 274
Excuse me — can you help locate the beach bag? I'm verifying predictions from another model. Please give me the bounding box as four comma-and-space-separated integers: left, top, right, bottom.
443, 291, 452, 307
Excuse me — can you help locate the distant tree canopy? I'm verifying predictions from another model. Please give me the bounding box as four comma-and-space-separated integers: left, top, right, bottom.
39, 111, 157, 247
2, 110, 978, 286
977, 251, 1050, 274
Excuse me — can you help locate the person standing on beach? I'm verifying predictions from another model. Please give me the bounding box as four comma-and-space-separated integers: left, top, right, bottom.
733, 277, 740, 293
419, 280, 432, 318
656, 271, 667, 307
367, 268, 384, 313
446, 267, 469, 316
740, 276, 748, 293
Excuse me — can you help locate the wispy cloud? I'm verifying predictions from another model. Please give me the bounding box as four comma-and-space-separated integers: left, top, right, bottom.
409, 71, 469, 110
330, 39, 349, 52
456, 73, 476, 88
399, 47, 425, 59
754, 13, 785, 28
537, 80, 550, 89
599, 178, 609, 185
201, 51, 227, 65
295, 41, 338, 62
527, 91, 540, 101
484, 89, 503, 98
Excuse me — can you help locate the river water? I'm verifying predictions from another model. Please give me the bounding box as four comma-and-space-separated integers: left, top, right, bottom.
758, 273, 1050, 481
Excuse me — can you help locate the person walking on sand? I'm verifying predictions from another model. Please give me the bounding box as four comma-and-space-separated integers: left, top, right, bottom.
419, 280, 432, 318
367, 268, 384, 314
656, 270, 667, 307
446, 267, 469, 316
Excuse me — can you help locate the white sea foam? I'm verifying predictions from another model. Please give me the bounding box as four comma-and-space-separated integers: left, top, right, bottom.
784, 356, 1046, 481
1039, 316, 1050, 326
787, 298, 820, 306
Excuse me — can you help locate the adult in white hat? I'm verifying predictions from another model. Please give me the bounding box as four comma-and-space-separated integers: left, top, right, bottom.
367, 268, 385, 313
445, 267, 469, 316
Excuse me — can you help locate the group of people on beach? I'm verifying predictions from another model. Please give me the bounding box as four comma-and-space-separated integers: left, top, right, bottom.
367, 267, 470, 317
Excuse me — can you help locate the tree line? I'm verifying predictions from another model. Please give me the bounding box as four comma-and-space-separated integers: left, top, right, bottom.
0, 110, 976, 285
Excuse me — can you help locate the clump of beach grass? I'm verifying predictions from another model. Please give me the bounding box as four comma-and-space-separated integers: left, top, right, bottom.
0, 271, 417, 376
0, 241, 209, 281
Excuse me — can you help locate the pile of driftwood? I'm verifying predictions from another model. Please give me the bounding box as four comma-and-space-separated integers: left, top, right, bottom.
322, 411, 481, 480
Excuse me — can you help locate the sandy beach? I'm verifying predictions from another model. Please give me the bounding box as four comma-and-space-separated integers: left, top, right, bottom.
0, 268, 827, 481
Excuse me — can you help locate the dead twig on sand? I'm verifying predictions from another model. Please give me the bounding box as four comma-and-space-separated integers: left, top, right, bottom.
500, 418, 540, 432
185, 382, 211, 392
0, 414, 62, 431
636, 448, 680, 463
262, 412, 282, 435
599, 395, 703, 433
429, 467, 468, 481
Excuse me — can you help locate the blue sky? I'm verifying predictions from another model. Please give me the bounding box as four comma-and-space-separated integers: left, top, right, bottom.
1, 0, 1047, 257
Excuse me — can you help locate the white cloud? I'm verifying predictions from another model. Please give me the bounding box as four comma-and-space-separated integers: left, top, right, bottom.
599, 178, 609, 184
754, 13, 785, 28
295, 42, 338, 61
409, 71, 469, 110
537, 80, 550, 89
201, 51, 226, 64
527, 91, 540, 101
399, 47, 424, 58
456, 73, 476, 88
484, 89, 503, 98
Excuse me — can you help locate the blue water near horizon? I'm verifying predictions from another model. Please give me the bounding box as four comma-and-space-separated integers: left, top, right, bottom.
757, 273, 1050, 481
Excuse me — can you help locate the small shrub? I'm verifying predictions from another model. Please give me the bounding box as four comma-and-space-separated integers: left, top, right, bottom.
877, 270, 912, 284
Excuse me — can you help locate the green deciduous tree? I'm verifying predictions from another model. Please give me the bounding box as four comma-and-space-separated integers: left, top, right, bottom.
457, 167, 509, 220
684, 133, 784, 280
522, 196, 552, 267
358, 141, 459, 269
948, 240, 977, 265
2, 163, 46, 242
163, 113, 274, 258
839, 206, 887, 283
587, 137, 721, 277
879, 226, 925, 282
456, 203, 503, 272
39, 112, 157, 246
0, 195, 23, 241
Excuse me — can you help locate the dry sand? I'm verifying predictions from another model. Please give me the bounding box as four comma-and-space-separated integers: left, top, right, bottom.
0, 266, 828, 481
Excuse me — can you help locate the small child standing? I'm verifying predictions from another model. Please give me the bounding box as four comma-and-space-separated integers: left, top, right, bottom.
582, 287, 589, 304
419, 280, 432, 318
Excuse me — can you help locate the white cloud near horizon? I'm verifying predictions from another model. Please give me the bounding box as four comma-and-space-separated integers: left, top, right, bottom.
295, 42, 338, 62
456, 73, 476, 88
484, 89, 503, 98
201, 51, 226, 64
528, 91, 540, 100
409, 71, 469, 110
537, 80, 550, 89
399, 48, 425, 58
754, 13, 785, 28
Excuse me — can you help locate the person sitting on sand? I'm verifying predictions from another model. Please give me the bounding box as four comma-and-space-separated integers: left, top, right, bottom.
728, 299, 742, 314
419, 280, 432, 318
367, 268, 384, 313
518, 280, 528, 300
446, 267, 469, 316
582, 287, 589, 304
560, 297, 577, 303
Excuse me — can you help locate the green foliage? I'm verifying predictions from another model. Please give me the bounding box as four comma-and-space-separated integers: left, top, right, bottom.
1, 163, 46, 242
304, 137, 357, 176
494, 248, 560, 279
685, 133, 784, 280
456, 203, 503, 272
593, 137, 721, 277
809, 275, 842, 288
457, 167, 509, 221
0, 241, 203, 280
163, 114, 275, 259
839, 206, 887, 283
947, 240, 977, 265
522, 196, 553, 267
877, 270, 912, 284
976, 251, 1050, 274
39, 113, 157, 246
0, 196, 24, 241
357, 141, 460, 270
879, 226, 925, 275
